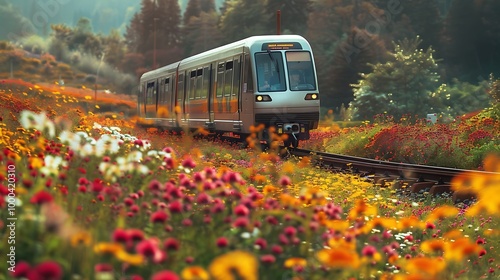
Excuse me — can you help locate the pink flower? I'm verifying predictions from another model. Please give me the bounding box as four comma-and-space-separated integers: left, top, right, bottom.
168, 201, 183, 214
164, 238, 180, 251
94, 263, 113, 272
151, 211, 169, 223
216, 237, 228, 248
112, 228, 129, 243
234, 204, 250, 216
31, 260, 63, 280
151, 270, 179, 280
136, 238, 166, 264
233, 217, 249, 228
283, 226, 297, 237
260, 254, 276, 264
255, 238, 268, 250
278, 175, 292, 186
10, 261, 30, 278
362, 245, 378, 257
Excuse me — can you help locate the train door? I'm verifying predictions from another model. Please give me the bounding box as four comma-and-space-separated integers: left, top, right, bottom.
175, 72, 185, 127
232, 55, 242, 130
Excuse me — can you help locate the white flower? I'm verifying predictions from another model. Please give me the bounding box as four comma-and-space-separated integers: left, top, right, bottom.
127, 151, 143, 162
93, 122, 102, 129
20, 110, 55, 138
40, 155, 67, 176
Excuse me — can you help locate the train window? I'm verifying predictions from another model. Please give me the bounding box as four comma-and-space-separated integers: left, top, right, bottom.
177, 73, 184, 106
147, 81, 155, 104
286, 51, 316, 91
189, 70, 196, 100
202, 66, 209, 99
216, 62, 224, 98
195, 68, 203, 99
164, 78, 170, 93
255, 52, 286, 92
233, 57, 241, 96
224, 61, 233, 97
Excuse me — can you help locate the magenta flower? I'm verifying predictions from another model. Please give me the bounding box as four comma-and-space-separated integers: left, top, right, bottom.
234, 204, 250, 216
30, 190, 54, 205
151, 270, 179, 280
151, 210, 169, 223
216, 237, 229, 248
164, 237, 180, 251
260, 254, 276, 264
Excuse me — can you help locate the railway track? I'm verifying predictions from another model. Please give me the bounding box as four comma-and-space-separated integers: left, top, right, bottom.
285, 147, 500, 203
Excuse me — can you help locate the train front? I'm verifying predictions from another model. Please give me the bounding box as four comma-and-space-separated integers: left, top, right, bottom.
251, 36, 320, 148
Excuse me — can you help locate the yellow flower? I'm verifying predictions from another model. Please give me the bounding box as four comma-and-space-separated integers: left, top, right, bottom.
115, 250, 144, 266
208, 251, 258, 280
316, 247, 360, 269
181, 266, 210, 280
94, 242, 123, 256
70, 231, 92, 247
284, 258, 307, 268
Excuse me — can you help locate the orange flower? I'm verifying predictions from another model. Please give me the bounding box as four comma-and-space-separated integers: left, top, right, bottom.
70, 231, 92, 247
403, 257, 446, 277
316, 247, 360, 269
444, 237, 482, 262
284, 258, 307, 268
181, 266, 210, 280
483, 154, 500, 172
396, 216, 424, 231
209, 251, 258, 280
348, 199, 377, 220
420, 239, 446, 254
425, 205, 459, 223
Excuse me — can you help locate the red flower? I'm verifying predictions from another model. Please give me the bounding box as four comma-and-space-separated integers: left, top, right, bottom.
271, 245, 283, 255
260, 254, 276, 264
148, 180, 162, 191
31, 260, 63, 280
128, 229, 145, 242
284, 226, 297, 237
164, 237, 180, 251
181, 157, 196, 169
91, 179, 104, 193
112, 228, 129, 243
151, 211, 169, 223
233, 217, 249, 228
151, 270, 179, 280
136, 238, 167, 264
30, 190, 54, 205
94, 263, 113, 272
10, 261, 30, 278
255, 238, 268, 250
216, 237, 228, 248
234, 204, 250, 216
168, 201, 183, 214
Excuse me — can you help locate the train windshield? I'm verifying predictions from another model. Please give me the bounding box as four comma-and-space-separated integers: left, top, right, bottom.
255, 52, 286, 92
286, 51, 316, 91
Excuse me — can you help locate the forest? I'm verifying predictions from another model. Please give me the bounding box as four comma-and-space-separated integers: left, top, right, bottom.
1, 0, 499, 120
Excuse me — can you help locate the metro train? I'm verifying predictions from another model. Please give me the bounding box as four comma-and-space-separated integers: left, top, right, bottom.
138, 35, 320, 148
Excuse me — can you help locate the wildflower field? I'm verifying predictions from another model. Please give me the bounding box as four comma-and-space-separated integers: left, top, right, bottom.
1, 80, 500, 280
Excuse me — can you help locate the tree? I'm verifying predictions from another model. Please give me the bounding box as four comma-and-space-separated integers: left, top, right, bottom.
182, 11, 222, 57
264, 0, 311, 35
184, 0, 201, 25
219, 0, 267, 43
350, 37, 443, 120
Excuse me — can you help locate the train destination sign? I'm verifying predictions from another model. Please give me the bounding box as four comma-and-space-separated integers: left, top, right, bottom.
262, 42, 302, 50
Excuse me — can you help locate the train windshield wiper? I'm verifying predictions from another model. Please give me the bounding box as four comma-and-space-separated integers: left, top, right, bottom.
267, 50, 280, 83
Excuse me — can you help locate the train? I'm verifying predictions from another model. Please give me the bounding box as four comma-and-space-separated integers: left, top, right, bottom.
138, 35, 320, 148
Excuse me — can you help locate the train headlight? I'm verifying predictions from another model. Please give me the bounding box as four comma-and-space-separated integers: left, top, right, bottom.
304, 93, 319, 100
256, 95, 272, 102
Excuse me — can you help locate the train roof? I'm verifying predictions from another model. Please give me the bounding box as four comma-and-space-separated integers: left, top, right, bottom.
140, 35, 310, 81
